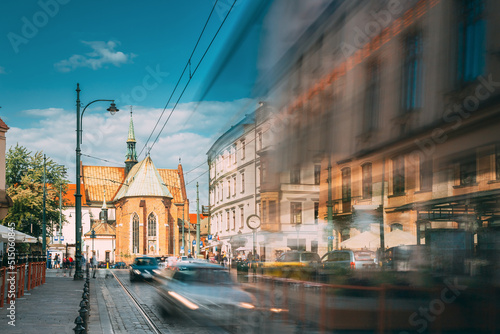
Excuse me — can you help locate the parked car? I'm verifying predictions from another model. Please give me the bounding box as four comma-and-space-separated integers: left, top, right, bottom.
275, 251, 321, 265
261, 251, 321, 280
129, 256, 160, 282
112, 262, 127, 269
98, 261, 108, 268
321, 250, 377, 270
155, 261, 257, 328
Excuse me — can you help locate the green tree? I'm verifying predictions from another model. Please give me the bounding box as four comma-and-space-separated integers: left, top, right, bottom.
2, 145, 69, 240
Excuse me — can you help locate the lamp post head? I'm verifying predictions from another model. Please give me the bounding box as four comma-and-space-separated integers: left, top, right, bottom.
107, 102, 119, 115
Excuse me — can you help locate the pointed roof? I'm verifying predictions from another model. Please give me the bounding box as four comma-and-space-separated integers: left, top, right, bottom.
127, 109, 136, 143
84, 222, 115, 237
113, 156, 173, 201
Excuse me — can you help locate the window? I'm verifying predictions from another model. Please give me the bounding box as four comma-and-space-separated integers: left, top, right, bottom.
227, 178, 231, 198
132, 213, 139, 254
241, 140, 246, 159
402, 32, 423, 112
258, 132, 263, 150
460, 159, 476, 185
269, 201, 277, 225
240, 208, 244, 228
314, 202, 319, 224
457, 0, 486, 84
220, 183, 223, 201
496, 146, 500, 180
261, 162, 267, 183
290, 167, 300, 184
232, 210, 236, 230
290, 202, 302, 224
420, 158, 432, 191
364, 60, 380, 132
233, 176, 236, 196
241, 173, 245, 193
226, 212, 230, 230
147, 212, 156, 237
341, 168, 351, 213
314, 165, 321, 185
392, 156, 405, 195
256, 167, 260, 187
391, 223, 403, 231
362, 163, 372, 199
232, 144, 237, 164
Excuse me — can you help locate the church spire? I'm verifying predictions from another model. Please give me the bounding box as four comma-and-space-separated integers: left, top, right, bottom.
125, 106, 138, 175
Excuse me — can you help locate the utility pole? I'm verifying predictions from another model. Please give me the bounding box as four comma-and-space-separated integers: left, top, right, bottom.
59, 184, 62, 242
42, 154, 47, 258
327, 155, 334, 251
196, 182, 201, 255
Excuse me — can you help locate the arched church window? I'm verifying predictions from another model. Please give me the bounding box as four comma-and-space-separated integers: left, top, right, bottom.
132, 213, 139, 253
148, 212, 157, 237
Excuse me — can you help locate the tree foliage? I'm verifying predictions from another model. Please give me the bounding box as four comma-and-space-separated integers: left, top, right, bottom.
2, 145, 69, 239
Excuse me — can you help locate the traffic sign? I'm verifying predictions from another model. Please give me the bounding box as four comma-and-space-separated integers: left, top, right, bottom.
328, 236, 335, 240
181, 246, 184, 250
208, 235, 212, 241
192, 240, 196, 245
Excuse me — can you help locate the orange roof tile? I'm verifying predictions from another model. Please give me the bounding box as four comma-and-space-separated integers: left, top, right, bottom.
82, 163, 186, 204
0, 117, 9, 131
81, 166, 125, 203
189, 213, 207, 223
62, 184, 87, 206
158, 168, 185, 203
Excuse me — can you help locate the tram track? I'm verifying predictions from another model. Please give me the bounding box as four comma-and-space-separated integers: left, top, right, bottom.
110, 271, 165, 334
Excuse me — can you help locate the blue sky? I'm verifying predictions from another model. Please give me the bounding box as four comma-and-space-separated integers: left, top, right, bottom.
0, 0, 267, 209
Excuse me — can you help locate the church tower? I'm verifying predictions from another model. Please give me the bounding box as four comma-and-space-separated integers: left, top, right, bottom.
125, 107, 138, 175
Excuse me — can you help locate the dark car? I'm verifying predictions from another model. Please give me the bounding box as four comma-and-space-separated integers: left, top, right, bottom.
321, 250, 377, 270
130, 256, 160, 281
155, 262, 256, 328
112, 262, 127, 269
98, 261, 108, 268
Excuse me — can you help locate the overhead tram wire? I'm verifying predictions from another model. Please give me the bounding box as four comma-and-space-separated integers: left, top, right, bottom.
147, 0, 237, 156
138, 0, 220, 158
81, 153, 123, 166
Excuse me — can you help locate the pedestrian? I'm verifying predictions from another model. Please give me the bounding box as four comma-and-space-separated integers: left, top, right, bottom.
54, 254, 59, 269
47, 254, 52, 269
91, 255, 98, 278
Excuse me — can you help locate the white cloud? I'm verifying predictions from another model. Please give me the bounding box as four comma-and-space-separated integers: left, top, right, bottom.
54, 41, 135, 72
7, 99, 253, 210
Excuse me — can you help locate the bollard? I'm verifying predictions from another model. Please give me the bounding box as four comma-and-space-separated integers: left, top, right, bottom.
79, 300, 89, 333
83, 292, 90, 313
73, 316, 85, 334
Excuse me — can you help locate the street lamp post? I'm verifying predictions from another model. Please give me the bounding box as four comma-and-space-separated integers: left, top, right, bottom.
74, 83, 118, 280
42, 154, 47, 259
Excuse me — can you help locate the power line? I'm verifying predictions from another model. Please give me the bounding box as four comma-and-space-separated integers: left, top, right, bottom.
147, 0, 237, 155
138, 0, 220, 158
81, 153, 122, 166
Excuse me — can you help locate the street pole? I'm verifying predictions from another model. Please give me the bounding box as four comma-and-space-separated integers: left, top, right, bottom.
327, 155, 334, 251
74, 83, 118, 280
196, 182, 201, 256
42, 154, 47, 259
75, 84, 83, 279
59, 184, 62, 242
